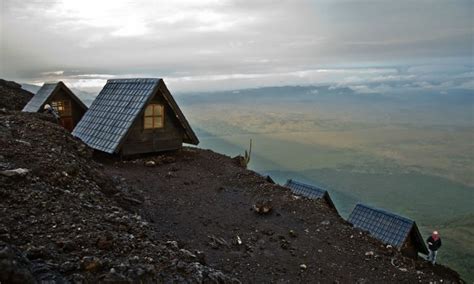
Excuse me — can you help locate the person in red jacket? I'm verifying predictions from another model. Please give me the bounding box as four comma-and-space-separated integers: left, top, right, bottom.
426, 231, 442, 265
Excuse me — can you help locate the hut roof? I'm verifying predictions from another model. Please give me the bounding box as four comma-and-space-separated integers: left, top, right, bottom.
348, 204, 428, 254
258, 172, 275, 184
264, 175, 275, 184
72, 78, 199, 154
22, 81, 87, 112
284, 179, 336, 209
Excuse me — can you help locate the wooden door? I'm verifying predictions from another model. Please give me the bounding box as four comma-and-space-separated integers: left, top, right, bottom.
60, 117, 74, 132
51, 100, 74, 131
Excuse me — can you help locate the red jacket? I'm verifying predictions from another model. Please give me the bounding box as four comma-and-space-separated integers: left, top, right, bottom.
427, 236, 442, 251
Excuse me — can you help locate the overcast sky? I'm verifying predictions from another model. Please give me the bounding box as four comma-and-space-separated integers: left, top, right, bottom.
1, 0, 472, 92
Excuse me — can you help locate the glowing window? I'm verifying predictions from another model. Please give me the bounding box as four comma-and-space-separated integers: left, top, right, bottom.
144, 104, 164, 129
51, 100, 72, 116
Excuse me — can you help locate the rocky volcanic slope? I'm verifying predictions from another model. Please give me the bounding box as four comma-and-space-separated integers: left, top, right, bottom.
0, 79, 463, 283
104, 149, 462, 283
0, 79, 34, 110
0, 110, 238, 283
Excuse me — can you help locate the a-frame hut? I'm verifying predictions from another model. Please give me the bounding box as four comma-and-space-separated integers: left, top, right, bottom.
284, 179, 337, 210
72, 78, 199, 155
22, 81, 88, 131
348, 204, 429, 258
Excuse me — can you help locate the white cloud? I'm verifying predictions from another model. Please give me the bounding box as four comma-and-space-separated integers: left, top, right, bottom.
164, 68, 412, 92
23, 64, 474, 94
71, 74, 117, 79
46, 0, 249, 38
348, 85, 380, 94
41, 70, 64, 76
66, 79, 107, 89
1, 0, 472, 93
110, 18, 150, 37
457, 80, 474, 90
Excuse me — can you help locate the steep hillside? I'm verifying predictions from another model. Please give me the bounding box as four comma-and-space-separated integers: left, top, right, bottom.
103, 149, 462, 283
0, 81, 463, 283
0, 111, 236, 283
0, 79, 34, 110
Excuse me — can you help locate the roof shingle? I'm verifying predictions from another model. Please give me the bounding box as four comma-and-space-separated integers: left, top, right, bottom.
22, 83, 58, 112
285, 179, 327, 199
348, 204, 428, 254
284, 179, 336, 209
72, 78, 199, 154
22, 82, 87, 113
72, 79, 158, 153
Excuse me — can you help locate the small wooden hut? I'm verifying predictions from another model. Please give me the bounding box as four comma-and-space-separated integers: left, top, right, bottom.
22, 81, 88, 132
72, 78, 199, 155
284, 179, 337, 210
348, 204, 428, 258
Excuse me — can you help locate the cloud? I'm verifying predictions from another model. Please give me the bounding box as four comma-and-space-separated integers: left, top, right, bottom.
66, 79, 108, 90
348, 84, 392, 94
1, 0, 472, 93
457, 80, 474, 90
41, 70, 64, 76
16, 63, 474, 94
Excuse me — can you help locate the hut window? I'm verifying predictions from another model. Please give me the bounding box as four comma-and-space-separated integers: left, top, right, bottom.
144, 104, 164, 129
51, 100, 72, 116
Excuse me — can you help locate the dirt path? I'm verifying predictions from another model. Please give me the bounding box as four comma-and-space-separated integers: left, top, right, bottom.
102, 147, 460, 283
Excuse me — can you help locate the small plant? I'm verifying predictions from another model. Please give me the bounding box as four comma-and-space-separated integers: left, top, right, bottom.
242, 139, 252, 168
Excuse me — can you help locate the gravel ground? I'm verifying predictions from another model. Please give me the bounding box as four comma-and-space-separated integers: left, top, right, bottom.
0, 111, 237, 283
0, 78, 463, 283
103, 148, 462, 283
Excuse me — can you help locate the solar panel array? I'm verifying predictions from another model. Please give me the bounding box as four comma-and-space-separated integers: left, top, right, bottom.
348, 204, 414, 248
72, 78, 159, 153
285, 179, 328, 199
22, 83, 57, 112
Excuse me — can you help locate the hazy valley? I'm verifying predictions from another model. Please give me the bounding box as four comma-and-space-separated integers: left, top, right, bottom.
175, 85, 474, 281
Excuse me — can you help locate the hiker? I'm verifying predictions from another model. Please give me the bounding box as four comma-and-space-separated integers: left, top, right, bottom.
426, 231, 442, 265
43, 104, 60, 123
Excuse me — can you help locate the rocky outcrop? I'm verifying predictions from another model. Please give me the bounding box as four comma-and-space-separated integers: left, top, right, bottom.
0, 79, 34, 111
0, 110, 237, 283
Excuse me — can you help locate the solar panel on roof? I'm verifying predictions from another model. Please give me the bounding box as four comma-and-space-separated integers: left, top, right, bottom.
348, 204, 414, 248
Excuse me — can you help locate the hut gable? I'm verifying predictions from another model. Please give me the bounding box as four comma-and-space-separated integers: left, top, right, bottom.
22, 81, 88, 131
264, 175, 275, 184
284, 179, 336, 210
22, 82, 87, 113
348, 204, 428, 257
72, 78, 198, 155
258, 172, 275, 184
22, 83, 57, 112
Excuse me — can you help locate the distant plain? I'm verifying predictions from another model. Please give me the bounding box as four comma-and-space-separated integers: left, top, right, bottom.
177, 85, 474, 281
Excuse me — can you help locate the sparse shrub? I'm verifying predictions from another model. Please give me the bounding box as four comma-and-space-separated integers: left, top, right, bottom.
242, 139, 252, 168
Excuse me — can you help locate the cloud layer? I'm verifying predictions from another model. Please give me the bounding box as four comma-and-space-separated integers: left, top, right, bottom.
0, 0, 472, 92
